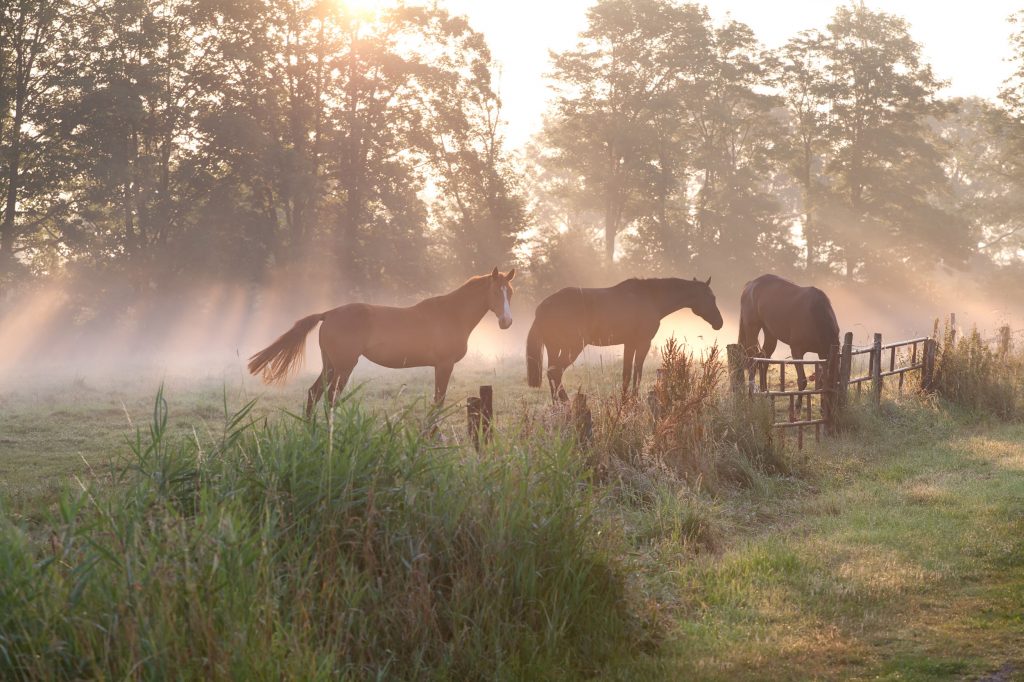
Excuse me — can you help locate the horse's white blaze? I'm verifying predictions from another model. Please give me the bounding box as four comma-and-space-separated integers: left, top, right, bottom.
502, 287, 512, 323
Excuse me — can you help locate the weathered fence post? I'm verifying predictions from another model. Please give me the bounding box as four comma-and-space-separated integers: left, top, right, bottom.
467, 396, 482, 451
921, 338, 937, 391
998, 325, 1012, 357
571, 391, 593, 446
950, 313, 957, 344
479, 385, 493, 446
648, 369, 667, 419
726, 344, 745, 395
823, 343, 841, 434
871, 332, 883, 406
838, 332, 853, 409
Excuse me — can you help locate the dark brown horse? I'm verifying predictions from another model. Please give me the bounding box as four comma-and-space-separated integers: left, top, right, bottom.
526, 277, 723, 401
249, 268, 516, 416
738, 274, 840, 400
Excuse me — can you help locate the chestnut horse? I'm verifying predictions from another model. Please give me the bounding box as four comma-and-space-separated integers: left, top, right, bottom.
249, 268, 515, 416
738, 274, 840, 402
526, 277, 723, 401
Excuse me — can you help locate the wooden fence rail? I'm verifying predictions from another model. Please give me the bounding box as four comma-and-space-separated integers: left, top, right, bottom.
727, 330, 937, 449
465, 330, 941, 453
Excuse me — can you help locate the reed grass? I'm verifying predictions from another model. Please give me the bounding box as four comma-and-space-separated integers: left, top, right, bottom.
0, 388, 642, 681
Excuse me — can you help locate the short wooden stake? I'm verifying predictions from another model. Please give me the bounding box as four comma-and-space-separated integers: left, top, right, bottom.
479, 385, 493, 445
998, 325, 1012, 356
571, 391, 593, 446
467, 396, 482, 451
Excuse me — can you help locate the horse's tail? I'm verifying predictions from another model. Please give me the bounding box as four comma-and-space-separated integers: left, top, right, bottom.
526, 319, 544, 388
248, 313, 325, 384
813, 292, 841, 349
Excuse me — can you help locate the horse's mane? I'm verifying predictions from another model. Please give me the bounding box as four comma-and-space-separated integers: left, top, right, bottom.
616, 277, 705, 293
811, 290, 840, 338
419, 274, 489, 306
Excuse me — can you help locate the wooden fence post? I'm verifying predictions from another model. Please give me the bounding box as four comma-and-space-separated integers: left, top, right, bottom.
479, 385, 493, 445
823, 343, 841, 434
922, 338, 937, 391
950, 313, 957, 344
726, 344, 744, 395
998, 325, 1012, 357
871, 332, 883, 406
838, 331, 853, 409
571, 391, 593, 445
467, 396, 482, 451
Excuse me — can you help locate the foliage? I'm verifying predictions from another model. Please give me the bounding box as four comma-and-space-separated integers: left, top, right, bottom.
3, 0, 1024, 311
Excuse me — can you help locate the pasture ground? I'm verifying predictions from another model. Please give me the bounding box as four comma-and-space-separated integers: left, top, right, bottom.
1, 361, 1022, 680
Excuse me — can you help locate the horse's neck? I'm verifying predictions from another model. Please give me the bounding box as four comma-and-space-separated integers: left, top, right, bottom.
652, 281, 697, 318
442, 279, 490, 334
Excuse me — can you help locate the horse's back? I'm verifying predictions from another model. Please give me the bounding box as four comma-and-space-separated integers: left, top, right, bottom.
741, 274, 839, 352
534, 283, 654, 346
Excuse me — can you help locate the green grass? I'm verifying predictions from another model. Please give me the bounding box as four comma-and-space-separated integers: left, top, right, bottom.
1, 358, 1023, 680
0, 385, 643, 680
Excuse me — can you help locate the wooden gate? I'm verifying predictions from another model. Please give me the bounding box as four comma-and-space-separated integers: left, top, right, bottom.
726, 343, 840, 449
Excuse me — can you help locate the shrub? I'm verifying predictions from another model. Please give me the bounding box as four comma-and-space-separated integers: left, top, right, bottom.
649, 339, 785, 491
932, 321, 1020, 419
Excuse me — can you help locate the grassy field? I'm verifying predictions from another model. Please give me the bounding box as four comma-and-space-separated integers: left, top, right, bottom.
1, 350, 1023, 679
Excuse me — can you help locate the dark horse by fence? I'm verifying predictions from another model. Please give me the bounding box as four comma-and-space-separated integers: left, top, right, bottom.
738, 274, 840, 402
526, 277, 723, 401
249, 268, 516, 416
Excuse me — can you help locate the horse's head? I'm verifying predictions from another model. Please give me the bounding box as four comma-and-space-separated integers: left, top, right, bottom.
487, 267, 516, 329
691, 276, 724, 331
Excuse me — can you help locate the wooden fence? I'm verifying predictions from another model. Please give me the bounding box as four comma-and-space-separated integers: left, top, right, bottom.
726, 330, 938, 449
464, 330, 940, 452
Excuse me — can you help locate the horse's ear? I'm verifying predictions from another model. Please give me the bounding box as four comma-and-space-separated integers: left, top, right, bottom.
505, 268, 516, 281
491, 267, 500, 279
706, 276, 712, 286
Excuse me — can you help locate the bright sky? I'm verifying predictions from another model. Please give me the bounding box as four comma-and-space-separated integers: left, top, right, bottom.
441, 0, 1021, 148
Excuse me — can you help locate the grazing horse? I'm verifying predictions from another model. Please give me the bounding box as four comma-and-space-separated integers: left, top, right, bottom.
249, 268, 515, 416
738, 274, 840, 402
526, 277, 723, 401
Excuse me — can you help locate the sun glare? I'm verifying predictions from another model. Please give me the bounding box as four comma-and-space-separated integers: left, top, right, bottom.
335, 0, 386, 19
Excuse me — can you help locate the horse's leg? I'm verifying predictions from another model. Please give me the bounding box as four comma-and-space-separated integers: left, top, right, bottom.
621, 342, 635, 397
545, 344, 561, 402
740, 317, 763, 387
632, 340, 652, 394
547, 351, 569, 403
434, 362, 454, 404
792, 347, 807, 411
325, 360, 355, 411
760, 333, 778, 391
305, 369, 329, 419
548, 344, 582, 403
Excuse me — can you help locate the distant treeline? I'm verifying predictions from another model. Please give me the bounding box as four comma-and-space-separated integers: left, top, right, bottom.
3, 0, 1024, 304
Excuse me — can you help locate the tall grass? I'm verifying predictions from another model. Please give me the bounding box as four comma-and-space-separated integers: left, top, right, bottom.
0, 390, 642, 680
650, 339, 785, 491
932, 321, 1021, 419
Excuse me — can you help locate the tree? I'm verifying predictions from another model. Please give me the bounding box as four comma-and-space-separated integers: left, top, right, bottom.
0, 0, 67, 285
817, 5, 967, 280
779, 30, 830, 271
542, 0, 710, 267
685, 18, 792, 274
